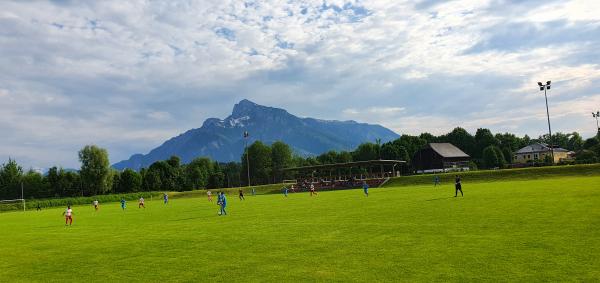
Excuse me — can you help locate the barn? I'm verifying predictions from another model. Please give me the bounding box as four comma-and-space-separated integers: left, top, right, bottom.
412, 143, 471, 173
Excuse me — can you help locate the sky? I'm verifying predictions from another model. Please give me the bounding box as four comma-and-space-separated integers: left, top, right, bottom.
1, 0, 600, 170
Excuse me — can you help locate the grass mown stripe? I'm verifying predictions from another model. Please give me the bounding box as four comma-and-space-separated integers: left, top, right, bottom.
384, 164, 600, 187
0, 176, 598, 281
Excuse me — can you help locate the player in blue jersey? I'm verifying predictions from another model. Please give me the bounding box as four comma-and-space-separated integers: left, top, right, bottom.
363, 181, 369, 197
218, 192, 227, 216
120, 198, 126, 210
283, 186, 288, 197
163, 193, 169, 204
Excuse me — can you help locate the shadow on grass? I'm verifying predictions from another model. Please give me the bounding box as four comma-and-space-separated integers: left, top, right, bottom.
424, 196, 455, 201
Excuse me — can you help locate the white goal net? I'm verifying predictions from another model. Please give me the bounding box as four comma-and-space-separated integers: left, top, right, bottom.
0, 199, 26, 212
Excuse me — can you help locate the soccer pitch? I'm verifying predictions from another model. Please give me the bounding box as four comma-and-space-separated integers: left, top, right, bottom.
1, 177, 599, 282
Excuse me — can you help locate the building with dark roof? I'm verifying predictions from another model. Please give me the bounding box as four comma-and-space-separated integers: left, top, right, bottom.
412, 143, 471, 173
513, 143, 572, 164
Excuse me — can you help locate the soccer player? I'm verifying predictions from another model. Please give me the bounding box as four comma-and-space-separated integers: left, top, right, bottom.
454, 175, 463, 197
139, 197, 145, 208
36, 203, 42, 211
239, 189, 245, 201
163, 193, 169, 204
120, 198, 127, 210
291, 184, 296, 193
251, 188, 256, 196
363, 181, 369, 197
93, 200, 99, 211
207, 190, 213, 202
434, 175, 440, 187
62, 205, 73, 226
283, 186, 288, 197
219, 192, 227, 216
310, 183, 317, 196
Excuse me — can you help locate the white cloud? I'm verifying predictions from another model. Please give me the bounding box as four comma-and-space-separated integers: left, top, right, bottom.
0, 0, 599, 168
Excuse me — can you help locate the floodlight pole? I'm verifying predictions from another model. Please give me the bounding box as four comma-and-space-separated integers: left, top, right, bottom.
244, 131, 251, 188
593, 111, 600, 135
539, 81, 554, 164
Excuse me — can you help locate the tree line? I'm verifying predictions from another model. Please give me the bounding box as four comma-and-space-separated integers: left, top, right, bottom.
2, 128, 599, 199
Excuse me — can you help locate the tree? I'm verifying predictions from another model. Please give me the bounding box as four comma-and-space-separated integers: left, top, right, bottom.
501, 147, 513, 164
381, 143, 400, 160
492, 146, 506, 168
111, 170, 121, 193
167, 156, 181, 168
46, 166, 60, 196
242, 141, 272, 185
397, 146, 409, 163
167, 156, 185, 191
381, 142, 409, 162
185, 157, 213, 189
583, 137, 599, 149
22, 170, 47, 198
57, 170, 81, 197
575, 150, 597, 164
78, 145, 111, 195
118, 169, 142, 193
271, 141, 292, 183
438, 127, 476, 157
207, 162, 225, 189
143, 169, 162, 191
0, 158, 23, 199
223, 162, 241, 188
393, 135, 427, 162
353, 143, 379, 161
317, 151, 339, 165
483, 145, 504, 169
475, 128, 498, 159
419, 132, 436, 143
336, 151, 353, 163
567, 132, 584, 151
496, 132, 525, 152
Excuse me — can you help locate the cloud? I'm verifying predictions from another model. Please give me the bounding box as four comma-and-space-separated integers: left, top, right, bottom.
0, 0, 599, 169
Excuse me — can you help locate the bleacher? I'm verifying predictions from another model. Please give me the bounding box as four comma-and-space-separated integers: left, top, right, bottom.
292, 178, 387, 192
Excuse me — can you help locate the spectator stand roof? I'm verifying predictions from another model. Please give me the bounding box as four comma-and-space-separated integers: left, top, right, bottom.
428, 143, 470, 158
282, 160, 406, 172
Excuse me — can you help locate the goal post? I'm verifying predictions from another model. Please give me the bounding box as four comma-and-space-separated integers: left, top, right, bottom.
0, 199, 26, 212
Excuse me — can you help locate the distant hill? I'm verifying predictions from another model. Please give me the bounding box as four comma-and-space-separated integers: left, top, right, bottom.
113, 99, 399, 170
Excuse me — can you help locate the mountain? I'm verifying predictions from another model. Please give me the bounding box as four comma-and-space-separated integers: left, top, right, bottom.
112, 99, 400, 170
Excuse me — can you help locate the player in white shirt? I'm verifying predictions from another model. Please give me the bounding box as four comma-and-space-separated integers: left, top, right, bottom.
93, 200, 99, 211
62, 205, 73, 226
139, 197, 145, 208
207, 190, 213, 202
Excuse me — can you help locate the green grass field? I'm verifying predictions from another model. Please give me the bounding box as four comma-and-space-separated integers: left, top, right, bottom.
1, 176, 599, 282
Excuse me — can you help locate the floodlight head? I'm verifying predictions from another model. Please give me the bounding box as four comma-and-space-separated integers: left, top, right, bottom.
538, 82, 543, 86
547, 85, 551, 89
547, 80, 551, 85
540, 87, 544, 91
